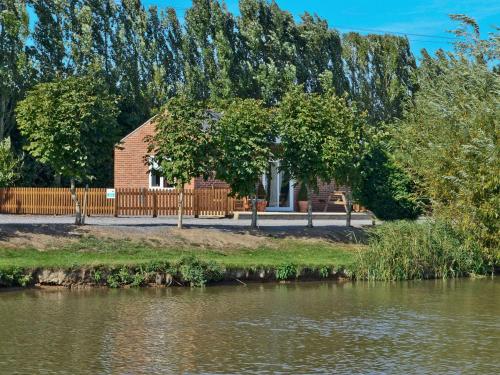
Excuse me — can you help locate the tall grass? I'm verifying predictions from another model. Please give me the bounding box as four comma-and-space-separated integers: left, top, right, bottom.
354, 220, 488, 281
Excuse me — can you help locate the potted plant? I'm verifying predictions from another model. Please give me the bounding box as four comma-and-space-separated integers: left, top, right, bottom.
297, 182, 308, 213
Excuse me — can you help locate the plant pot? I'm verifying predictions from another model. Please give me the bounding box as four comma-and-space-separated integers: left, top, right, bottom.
256, 200, 267, 212
298, 201, 308, 213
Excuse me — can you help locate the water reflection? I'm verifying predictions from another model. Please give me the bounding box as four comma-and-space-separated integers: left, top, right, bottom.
0, 279, 499, 374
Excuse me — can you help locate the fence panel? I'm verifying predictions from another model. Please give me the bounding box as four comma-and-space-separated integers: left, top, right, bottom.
0, 187, 235, 217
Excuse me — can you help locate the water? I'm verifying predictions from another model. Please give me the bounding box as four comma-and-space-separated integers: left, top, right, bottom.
1, 279, 499, 374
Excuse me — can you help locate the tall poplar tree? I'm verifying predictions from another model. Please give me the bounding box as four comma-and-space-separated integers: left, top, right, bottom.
31, 0, 66, 80
1, 0, 31, 140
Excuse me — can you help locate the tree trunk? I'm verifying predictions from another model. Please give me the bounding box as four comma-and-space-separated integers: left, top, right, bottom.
306, 184, 313, 228
178, 186, 184, 229
251, 183, 258, 229
81, 184, 88, 225
345, 185, 353, 227
70, 178, 82, 225
251, 194, 258, 229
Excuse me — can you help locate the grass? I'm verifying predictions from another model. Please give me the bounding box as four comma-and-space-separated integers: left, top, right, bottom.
0, 236, 358, 271
354, 220, 489, 281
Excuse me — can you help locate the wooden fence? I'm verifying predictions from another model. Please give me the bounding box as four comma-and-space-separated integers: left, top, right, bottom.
0, 187, 235, 217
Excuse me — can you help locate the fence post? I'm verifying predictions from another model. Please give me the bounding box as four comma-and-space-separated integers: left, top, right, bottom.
193, 189, 199, 218
152, 190, 158, 218
114, 189, 119, 217
141, 188, 146, 216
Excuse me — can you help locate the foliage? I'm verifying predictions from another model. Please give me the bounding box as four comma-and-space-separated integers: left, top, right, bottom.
318, 266, 329, 278
149, 95, 214, 187
396, 18, 499, 262
342, 33, 417, 124
354, 145, 421, 220
15, 75, 120, 183
275, 263, 298, 280
354, 220, 488, 281
297, 182, 308, 201
213, 98, 274, 227
0, 0, 32, 140
3, 0, 419, 188
277, 87, 329, 190
320, 91, 368, 190
0, 137, 21, 187
0, 267, 32, 287
178, 254, 224, 287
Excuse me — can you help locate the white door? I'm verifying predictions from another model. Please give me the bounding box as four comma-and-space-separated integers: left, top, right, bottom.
263, 161, 294, 211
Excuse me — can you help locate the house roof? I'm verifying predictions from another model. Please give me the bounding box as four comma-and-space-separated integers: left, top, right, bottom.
118, 115, 158, 143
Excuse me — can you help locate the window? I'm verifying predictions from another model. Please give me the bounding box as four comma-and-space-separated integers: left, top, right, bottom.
150, 169, 162, 188
148, 158, 175, 189
149, 168, 175, 189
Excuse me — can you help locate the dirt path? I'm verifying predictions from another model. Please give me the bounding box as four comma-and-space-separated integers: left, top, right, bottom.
0, 215, 369, 250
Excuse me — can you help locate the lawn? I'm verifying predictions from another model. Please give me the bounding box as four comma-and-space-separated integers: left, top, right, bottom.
0, 236, 359, 270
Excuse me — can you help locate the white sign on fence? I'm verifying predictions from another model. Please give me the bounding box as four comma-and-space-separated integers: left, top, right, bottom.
106, 188, 116, 199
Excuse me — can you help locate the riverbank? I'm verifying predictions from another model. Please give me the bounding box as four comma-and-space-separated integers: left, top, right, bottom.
0, 223, 363, 287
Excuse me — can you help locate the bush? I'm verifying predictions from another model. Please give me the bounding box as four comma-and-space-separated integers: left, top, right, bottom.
354, 220, 488, 281
178, 255, 224, 287
297, 182, 308, 201
0, 267, 33, 287
354, 148, 421, 220
275, 263, 298, 280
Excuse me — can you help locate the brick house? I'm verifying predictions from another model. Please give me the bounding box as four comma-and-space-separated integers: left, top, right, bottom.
114, 117, 341, 212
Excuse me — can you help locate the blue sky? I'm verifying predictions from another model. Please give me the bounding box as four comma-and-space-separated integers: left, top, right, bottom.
145, 0, 499, 58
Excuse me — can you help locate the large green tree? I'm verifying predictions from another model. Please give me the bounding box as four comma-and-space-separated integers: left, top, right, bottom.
16, 76, 119, 224
320, 91, 368, 227
0, 0, 31, 140
396, 16, 499, 263
277, 86, 331, 227
31, 0, 66, 80
148, 95, 214, 228
213, 98, 274, 228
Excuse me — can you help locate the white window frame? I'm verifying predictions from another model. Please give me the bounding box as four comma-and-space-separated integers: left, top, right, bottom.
148, 158, 175, 190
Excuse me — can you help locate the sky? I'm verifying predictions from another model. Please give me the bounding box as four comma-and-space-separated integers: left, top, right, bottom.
144, 0, 499, 59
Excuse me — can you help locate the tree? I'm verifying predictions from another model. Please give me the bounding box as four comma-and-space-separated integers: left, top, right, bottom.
0, 137, 21, 187
238, 0, 298, 104
396, 16, 499, 264
295, 13, 345, 94
148, 95, 214, 228
15, 76, 119, 224
0, 0, 32, 140
321, 91, 368, 227
354, 142, 422, 221
276, 86, 331, 227
31, 0, 66, 80
213, 98, 274, 229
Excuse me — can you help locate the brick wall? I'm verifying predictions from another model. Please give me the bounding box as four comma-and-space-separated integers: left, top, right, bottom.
114, 118, 218, 190
292, 180, 341, 212
114, 119, 155, 189
114, 118, 341, 211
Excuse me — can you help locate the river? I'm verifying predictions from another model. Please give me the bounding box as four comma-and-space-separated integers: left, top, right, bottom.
1, 279, 499, 374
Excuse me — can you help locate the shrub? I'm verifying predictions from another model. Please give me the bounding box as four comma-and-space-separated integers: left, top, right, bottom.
354, 147, 421, 220
297, 182, 308, 201
0, 267, 33, 287
354, 220, 488, 281
178, 255, 224, 287
275, 263, 298, 280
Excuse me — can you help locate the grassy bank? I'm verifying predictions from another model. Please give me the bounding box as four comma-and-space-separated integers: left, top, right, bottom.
354, 220, 494, 281
0, 235, 359, 287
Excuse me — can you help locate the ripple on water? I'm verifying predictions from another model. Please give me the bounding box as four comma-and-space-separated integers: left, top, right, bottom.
0, 279, 499, 374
